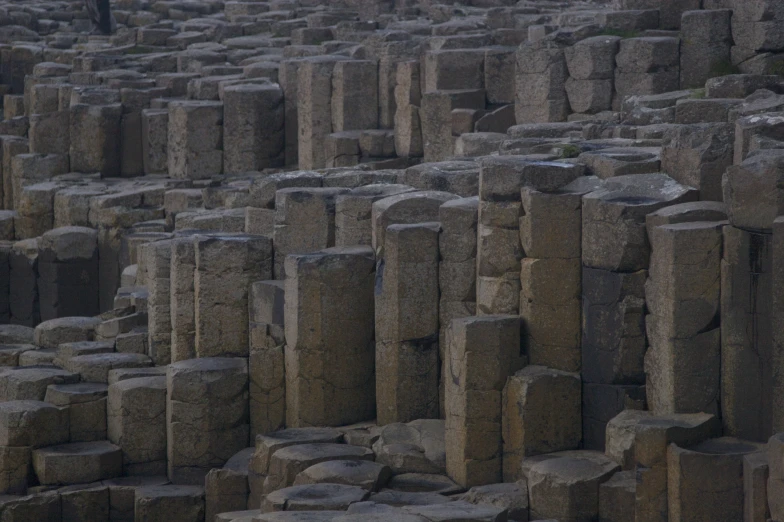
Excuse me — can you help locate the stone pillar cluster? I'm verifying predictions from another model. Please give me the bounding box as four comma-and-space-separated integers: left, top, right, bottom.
0, 0, 782, 520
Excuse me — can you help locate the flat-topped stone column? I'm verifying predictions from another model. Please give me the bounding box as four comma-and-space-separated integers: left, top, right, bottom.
438, 196, 478, 417
273, 187, 348, 280
645, 221, 724, 416
167, 357, 249, 485
478, 157, 583, 315
520, 178, 596, 374
284, 246, 376, 428
167, 100, 223, 180
376, 223, 440, 425
445, 315, 523, 488
249, 280, 286, 436
37, 227, 99, 321
194, 235, 273, 358
223, 83, 284, 174
69, 103, 122, 177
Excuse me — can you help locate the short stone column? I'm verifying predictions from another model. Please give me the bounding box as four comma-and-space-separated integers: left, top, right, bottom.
223, 83, 284, 174
167, 358, 249, 484
445, 315, 523, 488
167, 100, 223, 180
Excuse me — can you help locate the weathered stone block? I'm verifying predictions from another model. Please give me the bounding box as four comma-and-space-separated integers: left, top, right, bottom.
33, 440, 122, 485
502, 366, 581, 482
527, 451, 620, 521
44, 383, 106, 443
134, 485, 205, 522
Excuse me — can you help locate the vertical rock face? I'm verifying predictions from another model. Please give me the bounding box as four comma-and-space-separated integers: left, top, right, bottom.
774, 218, 784, 436
438, 196, 478, 417
565, 35, 620, 116
478, 157, 583, 316
169, 237, 196, 364
297, 57, 341, 170
515, 42, 570, 124
420, 91, 454, 163
721, 225, 774, 442
615, 37, 681, 99
769, 433, 784, 521
394, 60, 423, 158
680, 9, 733, 89
141, 238, 173, 366
141, 108, 168, 175
582, 267, 647, 387
520, 182, 586, 374
69, 103, 122, 177
107, 376, 167, 475
332, 60, 379, 132
580, 174, 698, 451
9, 239, 40, 327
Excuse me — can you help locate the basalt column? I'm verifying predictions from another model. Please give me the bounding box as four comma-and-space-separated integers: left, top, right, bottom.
284, 246, 376, 428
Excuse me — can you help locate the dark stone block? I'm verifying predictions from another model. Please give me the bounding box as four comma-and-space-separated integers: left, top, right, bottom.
582, 382, 646, 451
581, 266, 647, 385
9, 247, 39, 327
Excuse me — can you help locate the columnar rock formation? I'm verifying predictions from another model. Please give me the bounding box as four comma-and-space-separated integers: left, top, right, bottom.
0, 0, 783, 521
